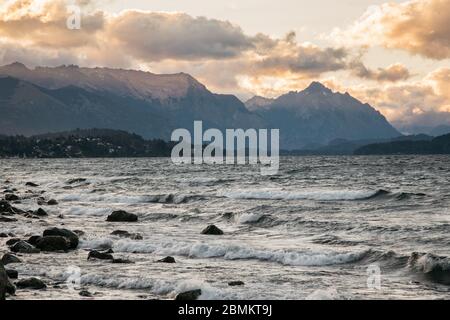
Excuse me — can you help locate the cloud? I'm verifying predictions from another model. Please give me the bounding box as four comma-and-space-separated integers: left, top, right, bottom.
351, 62, 412, 82
333, 0, 450, 60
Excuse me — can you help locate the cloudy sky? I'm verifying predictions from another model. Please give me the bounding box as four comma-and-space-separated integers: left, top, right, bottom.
0, 0, 449, 130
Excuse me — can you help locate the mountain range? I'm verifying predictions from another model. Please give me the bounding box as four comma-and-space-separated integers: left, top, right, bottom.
0, 62, 401, 150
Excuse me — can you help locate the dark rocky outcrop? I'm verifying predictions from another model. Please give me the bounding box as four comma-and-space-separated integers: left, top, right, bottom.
228, 281, 245, 286
10, 240, 40, 254
36, 236, 71, 252
4, 194, 19, 201
106, 210, 138, 222
0, 263, 16, 300
6, 269, 18, 279
16, 277, 46, 290
33, 208, 48, 216
88, 250, 114, 260
43, 228, 79, 249
1, 253, 21, 265
6, 238, 20, 246
25, 182, 39, 187
175, 289, 202, 300
47, 199, 58, 205
157, 256, 176, 264
27, 235, 43, 246
111, 230, 143, 240
201, 225, 224, 235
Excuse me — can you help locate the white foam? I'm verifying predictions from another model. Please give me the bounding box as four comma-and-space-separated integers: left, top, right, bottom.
220, 189, 376, 201
237, 213, 264, 224
112, 239, 366, 266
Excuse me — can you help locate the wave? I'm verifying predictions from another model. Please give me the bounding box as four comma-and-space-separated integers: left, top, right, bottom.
104, 239, 369, 267
407, 252, 450, 285
220, 189, 380, 201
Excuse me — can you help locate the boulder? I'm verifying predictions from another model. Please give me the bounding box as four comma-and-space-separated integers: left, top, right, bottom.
157, 256, 176, 264
201, 225, 224, 235
16, 277, 46, 290
111, 230, 143, 240
10, 240, 40, 254
25, 182, 39, 187
33, 208, 48, 216
228, 281, 245, 286
112, 258, 134, 264
4, 194, 19, 201
0, 233, 7, 238
0, 264, 16, 300
175, 289, 202, 300
36, 236, 71, 252
1, 253, 21, 265
27, 235, 43, 246
47, 199, 58, 205
6, 269, 18, 279
43, 228, 79, 249
6, 238, 20, 246
88, 250, 113, 260
106, 210, 138, 222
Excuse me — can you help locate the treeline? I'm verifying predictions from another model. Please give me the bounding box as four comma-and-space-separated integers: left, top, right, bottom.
0, 129, 175, 158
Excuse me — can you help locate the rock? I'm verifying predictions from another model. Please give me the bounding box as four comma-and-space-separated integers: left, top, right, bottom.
33, 208, 48, 216
57, 214, 64, 219
27, 235, 43, 246
0, 216, 17, 222
0, 200, 25, 215
110, 230, 143, 240
43, 228, 79, 249
175, 289, 202, 300
201, 225, 224, 235
4, 194, 19, 201
0, 233, 8, 238
0, 264, 16, 300
16, 277, 46, 290
79, 290, 92, 297
106, 210, 138, 222
25, 182, 39, 187
36, 236, 71, 252
228, 281, 245, 286
73, 230, 85, 236
6, 238, 21, 246
88, 250, 114, 260
1, 254, 21, 265
10, 240, 40, 254
112, 259, 134, 264
47, 199, 58, 205
157, 256, 176, 264
6, 269, 18, 279
67, 178, 86, 185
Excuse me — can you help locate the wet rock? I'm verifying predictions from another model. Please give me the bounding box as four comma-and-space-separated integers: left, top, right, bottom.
88, 250, 114, 260
1, 253, 21, 265
57, 214, 64, 219
16, 277, 46, 290
47, 199, 58, 205
0, 216, 17, 222
6, 269, 18, 279
106, 210, 138, 222
43, 228, 79, 249
33, 208, 48, 217
67, 178, 86, 185
0, 264, 16, 300
25, 182, 39, 187
10, 240, 40, 254
110, 230, 143, 240
0, 233, 8, 238
228, 281, 245, 286
175, 289, 202, 300
201, 225, 224, 235
27, 235, 43, 246
79, 290, 92, 297
6, 238, 21, 246
157, 256, 176, 264
4, 194, 19, 201
36, 236, 71, 252
0, 200, 25, 215
3, 189, 13, 194
112, 258, 134, 264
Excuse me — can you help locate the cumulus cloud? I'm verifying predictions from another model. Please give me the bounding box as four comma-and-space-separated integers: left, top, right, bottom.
333, 0, 450, 60
351, 62, 412, 82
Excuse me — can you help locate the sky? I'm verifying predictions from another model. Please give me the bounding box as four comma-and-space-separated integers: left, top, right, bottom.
0, 0, 449, 130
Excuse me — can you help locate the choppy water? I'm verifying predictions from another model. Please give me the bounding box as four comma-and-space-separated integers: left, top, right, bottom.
1, 156, 449, 300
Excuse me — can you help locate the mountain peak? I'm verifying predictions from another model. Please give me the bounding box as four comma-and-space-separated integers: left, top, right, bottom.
4, 62, 29, 70
304, 81, 331, 94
